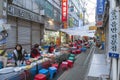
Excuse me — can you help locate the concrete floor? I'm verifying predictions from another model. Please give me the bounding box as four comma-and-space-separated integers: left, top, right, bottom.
57, 47, 110, 80
57, 47, 94, 80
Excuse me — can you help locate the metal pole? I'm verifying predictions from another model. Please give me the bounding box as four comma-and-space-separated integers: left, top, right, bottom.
83, 10, 85, 26
109, 0, 118, 80
112, 58, 117, 80
118, 59, 120, 80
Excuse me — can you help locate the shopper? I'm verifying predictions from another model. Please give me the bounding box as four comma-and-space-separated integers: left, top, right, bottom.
30, 44, 41, 58
13, 44, 27, 66
48, 42, 55, 53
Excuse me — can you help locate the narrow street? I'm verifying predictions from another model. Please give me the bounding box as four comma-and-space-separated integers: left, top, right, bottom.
57, 46, 95, 80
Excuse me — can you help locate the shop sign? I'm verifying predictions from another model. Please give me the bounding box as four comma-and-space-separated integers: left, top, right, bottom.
7, 4, 44, 23
96, 21, 103, 27
89, 26, 97, 30
109, 7, 120, 58
96, 15, 103, 27
97, 0, 105, 15
62, 0, 68, 22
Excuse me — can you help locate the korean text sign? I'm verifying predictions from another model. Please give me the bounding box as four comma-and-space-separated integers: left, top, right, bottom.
62, 0, 68, 22
109, 8, 120, 55
97, 0, 105, 15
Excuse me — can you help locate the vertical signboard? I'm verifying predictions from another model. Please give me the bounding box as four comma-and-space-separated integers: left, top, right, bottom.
62, 0, 68, 22
96, 0, 105, 27
109, 7, 120, 58
97, 0, 105, 15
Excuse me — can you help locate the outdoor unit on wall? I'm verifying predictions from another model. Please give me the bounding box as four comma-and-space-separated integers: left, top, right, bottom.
40, 10, 45, 16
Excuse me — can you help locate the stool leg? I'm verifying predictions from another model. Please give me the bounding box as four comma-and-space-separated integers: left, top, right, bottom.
50, 73, 54, 79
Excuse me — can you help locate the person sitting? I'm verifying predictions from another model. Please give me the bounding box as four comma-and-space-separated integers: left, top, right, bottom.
0, 48, 7, 68
68, 41, 73, 47
30, 44, 41, 58
73, 40, 78, 47
13, 44, 27, 66
48, 42, 55, 53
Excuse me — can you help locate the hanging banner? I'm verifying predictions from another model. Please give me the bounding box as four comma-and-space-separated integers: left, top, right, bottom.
109, 7, 120, 58
62, 0, 68, 22
97, 0, 105, 15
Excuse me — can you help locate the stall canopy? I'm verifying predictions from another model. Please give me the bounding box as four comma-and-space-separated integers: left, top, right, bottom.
60, 25, 95, 37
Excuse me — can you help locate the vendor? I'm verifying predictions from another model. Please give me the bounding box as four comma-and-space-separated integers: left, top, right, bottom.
0, 48, 7, 68
73, 40, 78, 47
68, 41, 73, 47
13, 44, 27, 66
48, 42, 55, 53
30, 44, 41, 58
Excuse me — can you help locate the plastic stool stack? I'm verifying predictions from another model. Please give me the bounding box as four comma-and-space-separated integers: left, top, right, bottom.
39, 69, 49, 76
71, 50, 76, 54
70, 54, 75, 57
67, 60, 73, 68
61, 61, 68, 70
76, 49, 81, 54
52, 63, 59, 69
68, 57, 75, 61
81, 47, 87, 52
34, 74, 47, 80
49, 67, 57, 79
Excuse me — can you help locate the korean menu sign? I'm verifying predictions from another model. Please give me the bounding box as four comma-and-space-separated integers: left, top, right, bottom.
109, 7, 120, 58
62, 0, 68, 22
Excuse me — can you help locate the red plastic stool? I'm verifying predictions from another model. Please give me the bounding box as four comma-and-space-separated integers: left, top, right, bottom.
72, 50, 76, 54
60, 61, 68, 70
52, 63, 59, 69
34, 74, 47, 80
67, 60, 73, 68
77, 46, 82, 49
76, 49, 81, 54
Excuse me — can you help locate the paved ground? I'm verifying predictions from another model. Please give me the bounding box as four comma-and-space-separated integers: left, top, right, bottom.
57, 46, 95, 80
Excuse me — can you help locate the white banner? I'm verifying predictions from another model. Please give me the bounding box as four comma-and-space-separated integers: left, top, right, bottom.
109, 7, 120, 55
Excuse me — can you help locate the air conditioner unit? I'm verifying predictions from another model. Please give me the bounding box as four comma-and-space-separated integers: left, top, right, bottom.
40, 10, 45, 16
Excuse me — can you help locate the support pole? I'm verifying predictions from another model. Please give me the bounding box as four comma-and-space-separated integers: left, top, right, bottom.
109, 0, 118, 80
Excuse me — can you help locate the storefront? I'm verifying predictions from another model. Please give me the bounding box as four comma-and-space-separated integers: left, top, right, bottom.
44, 30, 59, 45
6, 4, 45, 52
6, 16, 44, 53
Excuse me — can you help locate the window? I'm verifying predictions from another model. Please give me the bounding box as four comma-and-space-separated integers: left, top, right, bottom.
32, 0, 39, 13
13, 0, 23, 7
25, 0, 32, 10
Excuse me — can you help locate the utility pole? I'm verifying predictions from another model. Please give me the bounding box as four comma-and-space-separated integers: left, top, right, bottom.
83, 1, 86, 26
83, 8, 85, 26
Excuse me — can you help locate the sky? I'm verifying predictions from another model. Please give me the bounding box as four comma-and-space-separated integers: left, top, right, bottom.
84, 0, 96, 24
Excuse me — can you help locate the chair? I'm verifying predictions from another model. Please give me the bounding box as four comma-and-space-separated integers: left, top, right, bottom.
34, 74, 47, 80
60, 61, 68, 70
68, 57, 75, 61
67, 60, 73, 68
39, 69, 49, 76
71, 50, 76, 54
48, 67, 57, 79
69, 54, 75, 57
76, 49, 81, 54
52, 63, 59, 69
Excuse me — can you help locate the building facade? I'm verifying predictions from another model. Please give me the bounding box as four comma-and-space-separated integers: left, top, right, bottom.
68, 0, 82, 28
0, 0, 62, 52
